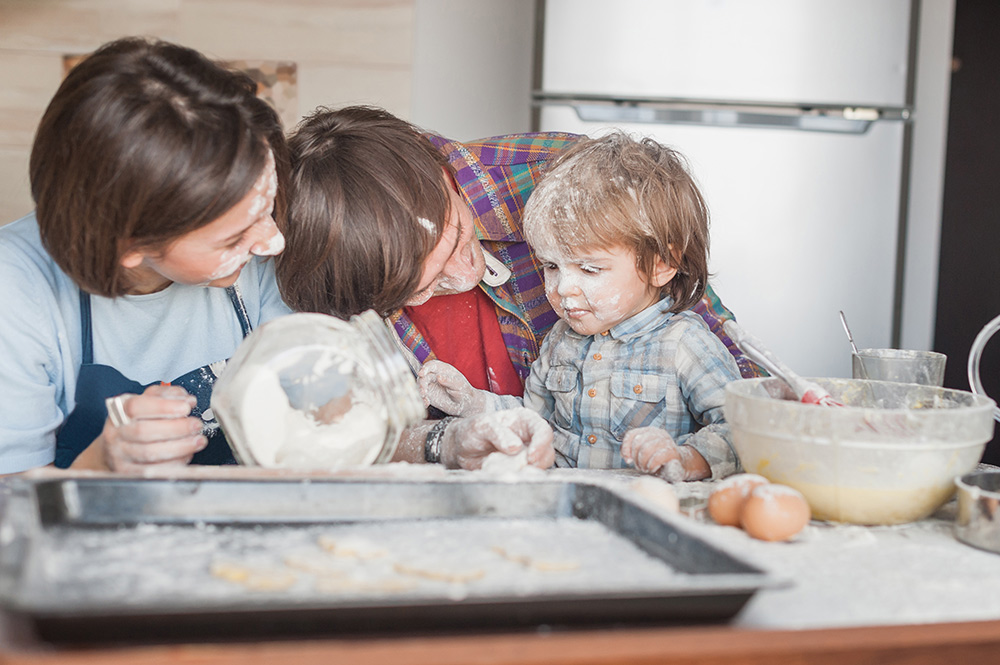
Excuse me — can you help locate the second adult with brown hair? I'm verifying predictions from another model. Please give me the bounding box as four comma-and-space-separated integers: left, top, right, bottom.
278, 106, 762, 471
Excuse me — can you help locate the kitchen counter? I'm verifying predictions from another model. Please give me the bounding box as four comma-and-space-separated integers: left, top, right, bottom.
673, 479, 1000, 630
1, 614, 1000, 665
1, 467, 999, 664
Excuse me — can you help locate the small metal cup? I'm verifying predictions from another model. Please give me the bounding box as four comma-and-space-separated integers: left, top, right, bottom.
851, 348, 946, 386
955, 470, 1000, 555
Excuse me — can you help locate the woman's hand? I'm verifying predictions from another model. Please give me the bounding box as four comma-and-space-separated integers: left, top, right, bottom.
621, 427, 710, 481
417, 359, 490, 417
439, 408, 555, 470
84, 384, 207, 472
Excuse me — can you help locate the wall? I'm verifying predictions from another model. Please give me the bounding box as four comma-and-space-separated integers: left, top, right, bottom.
0, 0, 954, 360
411, 0, 534, 141
0, 0, 417, 226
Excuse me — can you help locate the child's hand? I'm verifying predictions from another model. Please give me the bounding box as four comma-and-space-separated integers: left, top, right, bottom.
417, 359, 489, 416
441, 408, 555, 470
621, 427, 710, 482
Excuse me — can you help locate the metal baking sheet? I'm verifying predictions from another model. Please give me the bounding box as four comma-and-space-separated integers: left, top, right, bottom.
0, 475, 779, 644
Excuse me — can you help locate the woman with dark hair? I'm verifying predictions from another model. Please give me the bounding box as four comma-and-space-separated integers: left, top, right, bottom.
0, 37, 291, 474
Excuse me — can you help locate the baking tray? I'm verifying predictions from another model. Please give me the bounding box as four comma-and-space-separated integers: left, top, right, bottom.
0, 475, 779, 644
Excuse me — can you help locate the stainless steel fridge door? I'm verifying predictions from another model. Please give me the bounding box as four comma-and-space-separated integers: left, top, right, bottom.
540, 0, 912, 107
539, 104, 904, 379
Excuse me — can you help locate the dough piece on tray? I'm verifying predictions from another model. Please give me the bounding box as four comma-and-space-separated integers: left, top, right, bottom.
315, 576, 418, 594
317, 535, 388, 559
210, 560, 298, 591
393, 563, 486, 584
492, 545, 580, 572
283, 552, 348, 576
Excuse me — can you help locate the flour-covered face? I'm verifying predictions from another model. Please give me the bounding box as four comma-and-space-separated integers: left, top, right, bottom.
405, 182, 486, 306
121, 149, 284, 293
538, 243, 675, 336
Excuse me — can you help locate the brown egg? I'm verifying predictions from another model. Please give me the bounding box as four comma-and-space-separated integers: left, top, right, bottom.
707, 474, 770, 526
740, 484, 811, 542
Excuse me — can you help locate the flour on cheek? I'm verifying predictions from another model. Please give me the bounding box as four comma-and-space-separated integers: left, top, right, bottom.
581, 280, 624, 322
252, 218, 285, 257
209, 248, 253, 282
209, 150, 284, 281
249, 149, 284, 258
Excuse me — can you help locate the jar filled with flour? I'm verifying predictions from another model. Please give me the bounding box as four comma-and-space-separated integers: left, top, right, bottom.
212, 311, 425, 470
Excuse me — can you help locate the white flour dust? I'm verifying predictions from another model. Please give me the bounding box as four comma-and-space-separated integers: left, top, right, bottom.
234, 350, 388, 470
207, 149, 284, 281
34, 517, 680, 608
417, 216, 436, 234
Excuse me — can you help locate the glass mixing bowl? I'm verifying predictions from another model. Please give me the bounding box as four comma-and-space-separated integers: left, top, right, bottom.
725, 377, 996, 525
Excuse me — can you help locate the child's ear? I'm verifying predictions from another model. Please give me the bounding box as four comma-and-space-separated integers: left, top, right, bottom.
650, 255, 678, 288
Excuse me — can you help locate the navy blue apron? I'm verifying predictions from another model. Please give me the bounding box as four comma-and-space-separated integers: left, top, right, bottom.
54, 287, 252, 468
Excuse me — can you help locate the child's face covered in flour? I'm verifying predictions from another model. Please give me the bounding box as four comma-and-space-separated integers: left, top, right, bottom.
121, 150, 284, 293
537, 242, 667, 336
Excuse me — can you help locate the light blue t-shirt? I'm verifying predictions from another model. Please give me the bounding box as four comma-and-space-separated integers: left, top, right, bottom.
0, 213, 293, 473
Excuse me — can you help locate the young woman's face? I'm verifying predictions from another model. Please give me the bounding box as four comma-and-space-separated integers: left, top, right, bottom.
121, 153, 284, 294
538, 243, 675, 336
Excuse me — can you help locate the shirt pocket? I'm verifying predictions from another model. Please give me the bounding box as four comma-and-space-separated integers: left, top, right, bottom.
608, 370, 670, 440
543, 365, 579, 431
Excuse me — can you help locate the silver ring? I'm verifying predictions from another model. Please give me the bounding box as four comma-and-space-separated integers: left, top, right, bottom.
104, 395, 132, 428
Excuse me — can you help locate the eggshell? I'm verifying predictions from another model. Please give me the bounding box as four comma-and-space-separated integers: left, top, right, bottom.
707, 474, 770, 526
740, 484, 811, 542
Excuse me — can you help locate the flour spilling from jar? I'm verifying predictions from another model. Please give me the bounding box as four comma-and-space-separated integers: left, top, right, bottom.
212, 312, 424, 471
234, 345, 388, 469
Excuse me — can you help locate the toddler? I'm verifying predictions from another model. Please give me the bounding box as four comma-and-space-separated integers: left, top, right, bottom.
418, 132, 742, 481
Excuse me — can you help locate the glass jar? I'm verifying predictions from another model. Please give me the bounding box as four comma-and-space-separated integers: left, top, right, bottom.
211, 310, 425, 470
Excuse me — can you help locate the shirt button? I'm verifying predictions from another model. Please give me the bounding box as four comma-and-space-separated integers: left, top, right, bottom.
593, 353, 602, 360
588, 388, 597, 398
633, 384, 643, 394
600, 331, 609, 336
587, 435, 597, 444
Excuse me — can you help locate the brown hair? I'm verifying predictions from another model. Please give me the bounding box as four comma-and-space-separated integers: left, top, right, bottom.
30, 37, 289, 297
277, 106, 451, 318
522, 132, 710, 312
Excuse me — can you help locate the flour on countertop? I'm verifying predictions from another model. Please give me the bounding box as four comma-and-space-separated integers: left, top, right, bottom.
668, 478, 1000, 629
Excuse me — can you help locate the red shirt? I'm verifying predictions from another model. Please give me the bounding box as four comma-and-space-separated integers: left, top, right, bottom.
404, 288, 524, 396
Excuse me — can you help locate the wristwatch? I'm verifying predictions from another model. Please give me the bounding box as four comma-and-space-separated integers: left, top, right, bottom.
424, 416, 457, 464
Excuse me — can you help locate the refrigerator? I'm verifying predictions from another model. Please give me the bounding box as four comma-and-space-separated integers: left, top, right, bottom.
534, 0, 916, 379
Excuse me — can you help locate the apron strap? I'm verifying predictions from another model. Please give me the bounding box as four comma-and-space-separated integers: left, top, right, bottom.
225, 284, 253, 338
79, 289, 94, 365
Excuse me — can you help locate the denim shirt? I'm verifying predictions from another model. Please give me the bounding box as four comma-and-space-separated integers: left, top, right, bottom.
491, 297, 742, 478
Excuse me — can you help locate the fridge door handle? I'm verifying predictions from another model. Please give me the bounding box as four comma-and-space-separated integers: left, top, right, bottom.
535, 99, 909, 135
